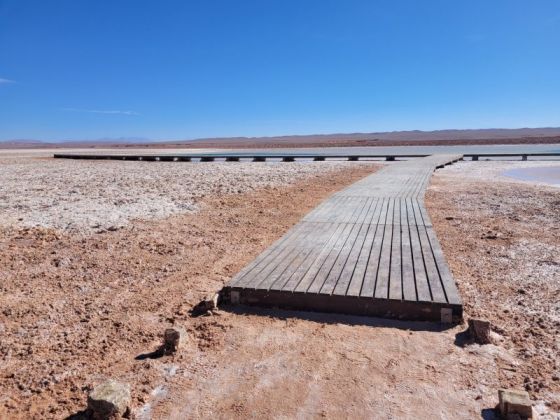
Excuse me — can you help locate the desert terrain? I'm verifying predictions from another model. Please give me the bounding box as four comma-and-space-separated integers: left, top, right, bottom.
0, 151, 559, 419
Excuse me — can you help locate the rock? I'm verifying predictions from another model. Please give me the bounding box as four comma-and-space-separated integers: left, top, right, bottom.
468, 318, 492, 344
87, 379, 131, 419
190, 293, 220, 316
498, 389, 533, 419
52, 257, 71, 268
163, 326, 187, 355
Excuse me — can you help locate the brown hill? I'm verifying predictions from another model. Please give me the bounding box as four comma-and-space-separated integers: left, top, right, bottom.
2, 127, 560, 149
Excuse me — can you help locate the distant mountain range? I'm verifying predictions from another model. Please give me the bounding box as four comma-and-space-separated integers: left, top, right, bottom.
2, 128, 560, 149
0, 137, 151, 148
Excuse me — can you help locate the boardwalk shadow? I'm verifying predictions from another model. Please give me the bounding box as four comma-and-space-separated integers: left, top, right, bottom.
222, 304, 457, 332
480, 407, 499, 419
453, 327, 472, 347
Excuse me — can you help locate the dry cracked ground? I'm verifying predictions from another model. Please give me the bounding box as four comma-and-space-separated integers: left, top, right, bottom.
0, 152, 558, 419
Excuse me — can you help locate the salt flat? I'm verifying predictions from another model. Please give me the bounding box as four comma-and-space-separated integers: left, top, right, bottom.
0, 150, 374, 233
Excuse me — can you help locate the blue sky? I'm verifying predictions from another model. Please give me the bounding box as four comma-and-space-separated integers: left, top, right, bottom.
1, 0, 559, 141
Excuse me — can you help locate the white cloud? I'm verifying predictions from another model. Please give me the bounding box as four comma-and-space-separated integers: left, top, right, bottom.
63, 108, 140, 116
0, 78, 15, 84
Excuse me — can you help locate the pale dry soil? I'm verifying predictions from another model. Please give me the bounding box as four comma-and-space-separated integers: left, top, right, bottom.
427, 161, 560, 412
0, 152, 365, 233
0, 155, 558, 419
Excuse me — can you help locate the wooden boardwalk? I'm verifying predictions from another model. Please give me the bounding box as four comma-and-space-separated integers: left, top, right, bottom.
223, 155, 463, 322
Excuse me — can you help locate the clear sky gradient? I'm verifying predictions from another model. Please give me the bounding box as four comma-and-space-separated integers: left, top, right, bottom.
1, 0, 559, 141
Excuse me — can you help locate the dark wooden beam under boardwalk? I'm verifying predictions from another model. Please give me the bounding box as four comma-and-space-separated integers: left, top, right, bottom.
222, 154, 464, 322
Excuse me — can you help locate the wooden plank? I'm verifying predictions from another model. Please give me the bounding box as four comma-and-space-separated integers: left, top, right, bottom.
332, 223, 371, 296
345, 198, 384, 296
374, 198, 395, 299
301, 223, 356, 293
248, 221, 318, 289
388, 198, 403, 300
303, 197, 333, 221
425, 227, 462, 305
355, 197, 374, 224
417, 200, 433, 227
360, 199, 390, 297
229, 221, 311, 287
319, 221, 364, 295
407, 200, 432, 302
277, 222, 342, 292
293, 193, 369, 293
323, 196, 352, 223
256, 223, 325, 290
267, 222, 337, 291
331, 198, 378, 295
400, 198, 416, 301
412, 204, 447, 303
290, 222, 349, 292
307, 196, 373, 293
228, 287, 462, 322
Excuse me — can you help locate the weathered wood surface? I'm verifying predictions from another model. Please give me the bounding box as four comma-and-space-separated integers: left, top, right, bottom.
224, 154, 463, 322
53, 152, 560, 161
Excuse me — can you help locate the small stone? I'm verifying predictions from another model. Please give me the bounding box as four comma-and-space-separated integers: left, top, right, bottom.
498, 389, 533, 419
88, 379, 131, 419
468, 318, 492, 344
190, 293, 220, 316
163, 326, 187, 355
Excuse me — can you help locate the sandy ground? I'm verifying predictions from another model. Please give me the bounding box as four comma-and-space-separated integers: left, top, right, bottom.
1, 154, 559, 419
